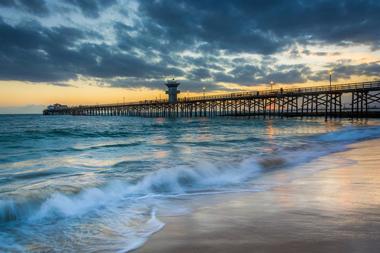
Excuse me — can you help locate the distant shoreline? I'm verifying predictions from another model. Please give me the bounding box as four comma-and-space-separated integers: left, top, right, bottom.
0, 113, 42, 115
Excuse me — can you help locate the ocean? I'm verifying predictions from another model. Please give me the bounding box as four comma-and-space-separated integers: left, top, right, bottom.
0, 115, 380, 252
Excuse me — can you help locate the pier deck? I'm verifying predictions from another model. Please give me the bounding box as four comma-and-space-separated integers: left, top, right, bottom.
43, 80, 380, 119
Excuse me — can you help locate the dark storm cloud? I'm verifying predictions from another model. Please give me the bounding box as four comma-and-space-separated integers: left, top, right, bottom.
259, 65, 311, 84
108, 78, 231, 92
330, 61, 380, 78
213, 64, 311, 85
0, 0, 118, 17
187, 68, 211, 80
0, 0, 49, 16
18, 0, 49, 16
64, 0, 117, 18
138, 0, 380, 54
238, 0, 380, 49
179, 55, 226, 72
0, 0, 15, 7
0, 20, 83, 81
137, 0, 286, 55
0, 0, 380, 89
310, 61, 380, 81
0, 19, 183, 82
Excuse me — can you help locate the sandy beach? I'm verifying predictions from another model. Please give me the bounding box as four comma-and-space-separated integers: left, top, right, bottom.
136, 139, 380, 253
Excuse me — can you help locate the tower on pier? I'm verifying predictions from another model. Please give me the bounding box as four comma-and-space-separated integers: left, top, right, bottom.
165, 79, 180, 103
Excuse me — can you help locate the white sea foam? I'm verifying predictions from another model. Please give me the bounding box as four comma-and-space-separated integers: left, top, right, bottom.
28, 160, 261, 222
120, 209, 165, 253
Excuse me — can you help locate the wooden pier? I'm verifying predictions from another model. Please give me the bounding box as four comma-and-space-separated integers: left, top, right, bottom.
43, 80, 380, 119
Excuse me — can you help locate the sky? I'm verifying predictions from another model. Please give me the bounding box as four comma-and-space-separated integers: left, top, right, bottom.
0, 0, 380, 113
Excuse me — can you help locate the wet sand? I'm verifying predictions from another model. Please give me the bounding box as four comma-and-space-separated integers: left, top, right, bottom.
136, 139, 380, 253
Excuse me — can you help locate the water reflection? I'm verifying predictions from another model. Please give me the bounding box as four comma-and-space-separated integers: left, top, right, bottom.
1, 115, 380, 252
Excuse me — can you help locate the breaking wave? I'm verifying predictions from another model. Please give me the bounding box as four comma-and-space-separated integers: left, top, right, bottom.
0, 159, 263, 224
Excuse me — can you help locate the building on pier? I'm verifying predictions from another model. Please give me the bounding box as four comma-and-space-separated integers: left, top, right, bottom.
165, 79, 180, 103
47, 103, 68, 110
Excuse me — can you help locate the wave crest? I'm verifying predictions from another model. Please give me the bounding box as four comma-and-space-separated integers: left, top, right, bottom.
0, 159, 262, 223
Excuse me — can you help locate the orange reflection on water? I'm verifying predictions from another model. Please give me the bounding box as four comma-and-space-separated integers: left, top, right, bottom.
263, 120, 277, 153
154, 150, 169, 159
269, 139, 380, 214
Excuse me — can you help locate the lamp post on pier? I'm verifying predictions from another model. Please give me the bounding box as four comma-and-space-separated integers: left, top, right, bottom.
270, 81, 274, 91
329, 70, 333, 90
203, 87, 206, 98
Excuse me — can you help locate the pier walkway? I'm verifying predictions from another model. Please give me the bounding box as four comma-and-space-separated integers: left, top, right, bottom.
43, 80, 380, 119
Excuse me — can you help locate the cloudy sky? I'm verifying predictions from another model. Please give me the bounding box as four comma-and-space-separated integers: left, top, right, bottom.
0, 0, 380, 112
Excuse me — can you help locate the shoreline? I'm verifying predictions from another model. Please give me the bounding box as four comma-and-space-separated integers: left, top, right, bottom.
136, 138, 380, 252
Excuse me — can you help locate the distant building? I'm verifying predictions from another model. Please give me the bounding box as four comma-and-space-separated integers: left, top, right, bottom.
47, 104, 68, 110
165, 79, 180, 104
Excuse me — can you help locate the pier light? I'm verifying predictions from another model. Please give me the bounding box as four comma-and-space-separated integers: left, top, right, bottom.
329, 70, 333, 90
270, 81, 274, 91
202, 86, 206, 99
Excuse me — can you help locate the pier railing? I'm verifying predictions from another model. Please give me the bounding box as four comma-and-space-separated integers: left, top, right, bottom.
178, 80, 380, 102
62, 80, 380, 109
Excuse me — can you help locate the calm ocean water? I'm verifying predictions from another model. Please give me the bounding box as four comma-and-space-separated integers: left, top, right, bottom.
0, 115, 380, 252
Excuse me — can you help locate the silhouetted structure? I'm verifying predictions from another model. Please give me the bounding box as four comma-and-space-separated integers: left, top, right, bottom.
44, 80, 380, 119
47, 103, 68, 110
165, 79, 180, 104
